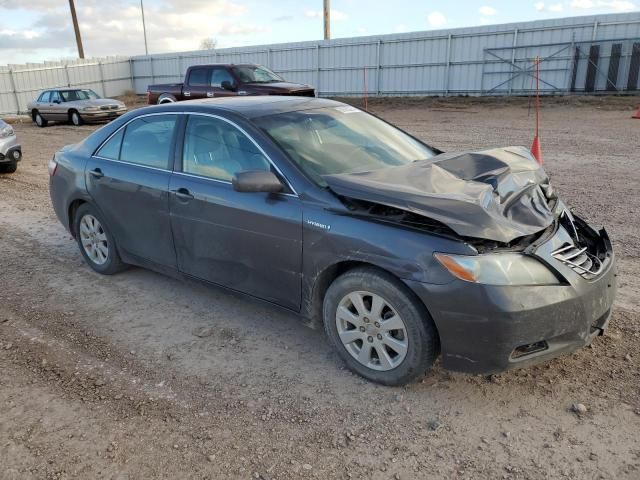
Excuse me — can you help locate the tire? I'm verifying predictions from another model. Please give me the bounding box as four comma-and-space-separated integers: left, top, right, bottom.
323, 267, 439, 386
0, 161, 18, 174
33, 110, 48, 127
73, 203, 127, 275
70, 110, 83, 126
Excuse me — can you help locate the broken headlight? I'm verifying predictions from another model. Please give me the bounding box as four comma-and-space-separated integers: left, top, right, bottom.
433, 252, 560, 286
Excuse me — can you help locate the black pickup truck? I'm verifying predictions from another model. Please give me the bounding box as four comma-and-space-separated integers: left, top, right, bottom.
147, 63, 315, 104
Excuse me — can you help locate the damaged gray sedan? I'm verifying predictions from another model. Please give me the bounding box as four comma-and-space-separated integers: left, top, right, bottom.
48, 97, 617, 386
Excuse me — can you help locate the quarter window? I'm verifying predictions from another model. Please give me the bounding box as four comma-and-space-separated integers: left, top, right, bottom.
96, 129, 124, 160
182, 115, 270, 181
96, 115, 176, 169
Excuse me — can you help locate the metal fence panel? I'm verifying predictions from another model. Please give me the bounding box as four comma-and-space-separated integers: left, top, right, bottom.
1, 13, 639, 115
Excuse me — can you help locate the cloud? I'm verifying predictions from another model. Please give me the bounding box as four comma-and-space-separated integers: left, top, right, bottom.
535, 2, 565, 11
304, 9, 348, 21
0, 0, 270, 63
394, 24, 408, 33
427, 11, 447, 28
273, 15, 294, 22
570, 0, 637, 10
479, 6, 498, 15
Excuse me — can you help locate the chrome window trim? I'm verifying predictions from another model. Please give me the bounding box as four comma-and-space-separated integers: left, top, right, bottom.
92, 110, 298, 197
92, 155, 171, 173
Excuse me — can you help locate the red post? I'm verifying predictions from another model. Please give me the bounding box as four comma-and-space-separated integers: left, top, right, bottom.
530, 56, 543, 164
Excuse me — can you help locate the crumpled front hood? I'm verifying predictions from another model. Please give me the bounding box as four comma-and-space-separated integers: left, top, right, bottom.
323, 146, 557, 243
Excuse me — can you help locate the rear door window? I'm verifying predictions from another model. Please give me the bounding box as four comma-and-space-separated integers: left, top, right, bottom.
96, 115, 177, 169
188, 68, 211, 86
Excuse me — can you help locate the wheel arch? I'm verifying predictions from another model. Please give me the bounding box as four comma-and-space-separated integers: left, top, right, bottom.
67, 198, 88, 238
158, 94, 177, 104
305, 260, 437, 333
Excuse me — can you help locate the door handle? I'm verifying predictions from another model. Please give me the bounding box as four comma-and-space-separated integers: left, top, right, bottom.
183, 91, 191, 97
172, 188, 194, 200
89, 168, 104, 178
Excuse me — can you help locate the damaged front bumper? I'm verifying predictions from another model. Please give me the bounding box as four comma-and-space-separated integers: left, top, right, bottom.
405, 219, 617, 374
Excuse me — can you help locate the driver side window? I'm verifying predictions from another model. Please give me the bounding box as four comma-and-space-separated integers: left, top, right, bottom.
50, 91, 61, 103
182, 115, 270, 181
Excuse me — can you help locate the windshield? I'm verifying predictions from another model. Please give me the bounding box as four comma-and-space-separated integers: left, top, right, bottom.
254, 106, 436, 186
233, 65, 284, 83
60, 89, 101, 102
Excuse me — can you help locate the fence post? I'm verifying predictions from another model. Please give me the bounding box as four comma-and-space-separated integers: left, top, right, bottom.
267, 47, 271, 67
64, 63, 71, 87
316, 44, 321, 96
98, 61, 107, 97
149, 56, 155, 85
8, 68, 20, 115
375, 40, 382, 96
592, 21, 599, 41
445, 34, 452, 96
508, 28, 519, 96
129, 58, 135, 92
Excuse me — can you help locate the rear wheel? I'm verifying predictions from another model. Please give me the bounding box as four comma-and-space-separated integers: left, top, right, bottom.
73, 204, 126, 275
70, 110, 83, 126
33, 110, 47, 127
323, 267, 439, 386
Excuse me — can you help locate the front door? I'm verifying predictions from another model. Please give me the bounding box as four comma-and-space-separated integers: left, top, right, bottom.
169, 113, 302, 310
86, 113, 180, 268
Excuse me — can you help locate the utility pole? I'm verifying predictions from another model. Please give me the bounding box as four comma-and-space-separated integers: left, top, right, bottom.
141, 0, 149, 55
68, 0, 84, 58
323, 0, 330, 40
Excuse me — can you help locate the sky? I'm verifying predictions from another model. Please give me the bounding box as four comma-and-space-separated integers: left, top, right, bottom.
0, 0, 637, 65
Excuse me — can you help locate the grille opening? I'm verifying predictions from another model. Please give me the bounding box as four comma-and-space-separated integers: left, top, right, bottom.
511, 341, 549, 359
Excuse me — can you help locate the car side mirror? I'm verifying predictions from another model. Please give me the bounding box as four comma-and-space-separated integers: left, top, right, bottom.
53, 100, 60, 104
232, 171, 284, 193
221, 80, 237, 91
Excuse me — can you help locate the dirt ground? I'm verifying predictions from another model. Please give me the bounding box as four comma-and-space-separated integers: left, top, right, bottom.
1, 97, 639, 480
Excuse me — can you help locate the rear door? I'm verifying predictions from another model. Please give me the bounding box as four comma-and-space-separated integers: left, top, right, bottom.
168, 113, 303, 310
86, 113, 180, 268
183, 67, 212, 100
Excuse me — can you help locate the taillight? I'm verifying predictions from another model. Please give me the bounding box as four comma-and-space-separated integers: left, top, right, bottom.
146, 91, 151, 104
48, 156, 58, 176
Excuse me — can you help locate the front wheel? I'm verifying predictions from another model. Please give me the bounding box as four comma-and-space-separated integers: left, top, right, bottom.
70, 110, 83, 126
323, 267, 439, 386
73, 204, 126, 275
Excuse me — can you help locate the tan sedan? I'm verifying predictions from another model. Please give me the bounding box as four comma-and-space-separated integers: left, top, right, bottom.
27, 89, 127, 127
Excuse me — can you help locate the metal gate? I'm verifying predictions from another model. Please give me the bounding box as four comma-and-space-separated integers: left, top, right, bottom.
481, 37, 640, 95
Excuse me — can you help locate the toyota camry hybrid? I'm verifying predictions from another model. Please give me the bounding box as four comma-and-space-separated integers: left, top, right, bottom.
48, 97, 617, 386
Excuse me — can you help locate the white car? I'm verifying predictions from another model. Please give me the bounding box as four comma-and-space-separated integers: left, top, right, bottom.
0, 119, 21, 173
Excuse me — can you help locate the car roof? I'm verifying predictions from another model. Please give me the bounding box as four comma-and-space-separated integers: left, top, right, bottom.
173, 96, 346, 119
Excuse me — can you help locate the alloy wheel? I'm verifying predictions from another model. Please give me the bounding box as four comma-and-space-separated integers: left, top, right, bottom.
335, 291, 408, 371
79, 214, 109, 265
